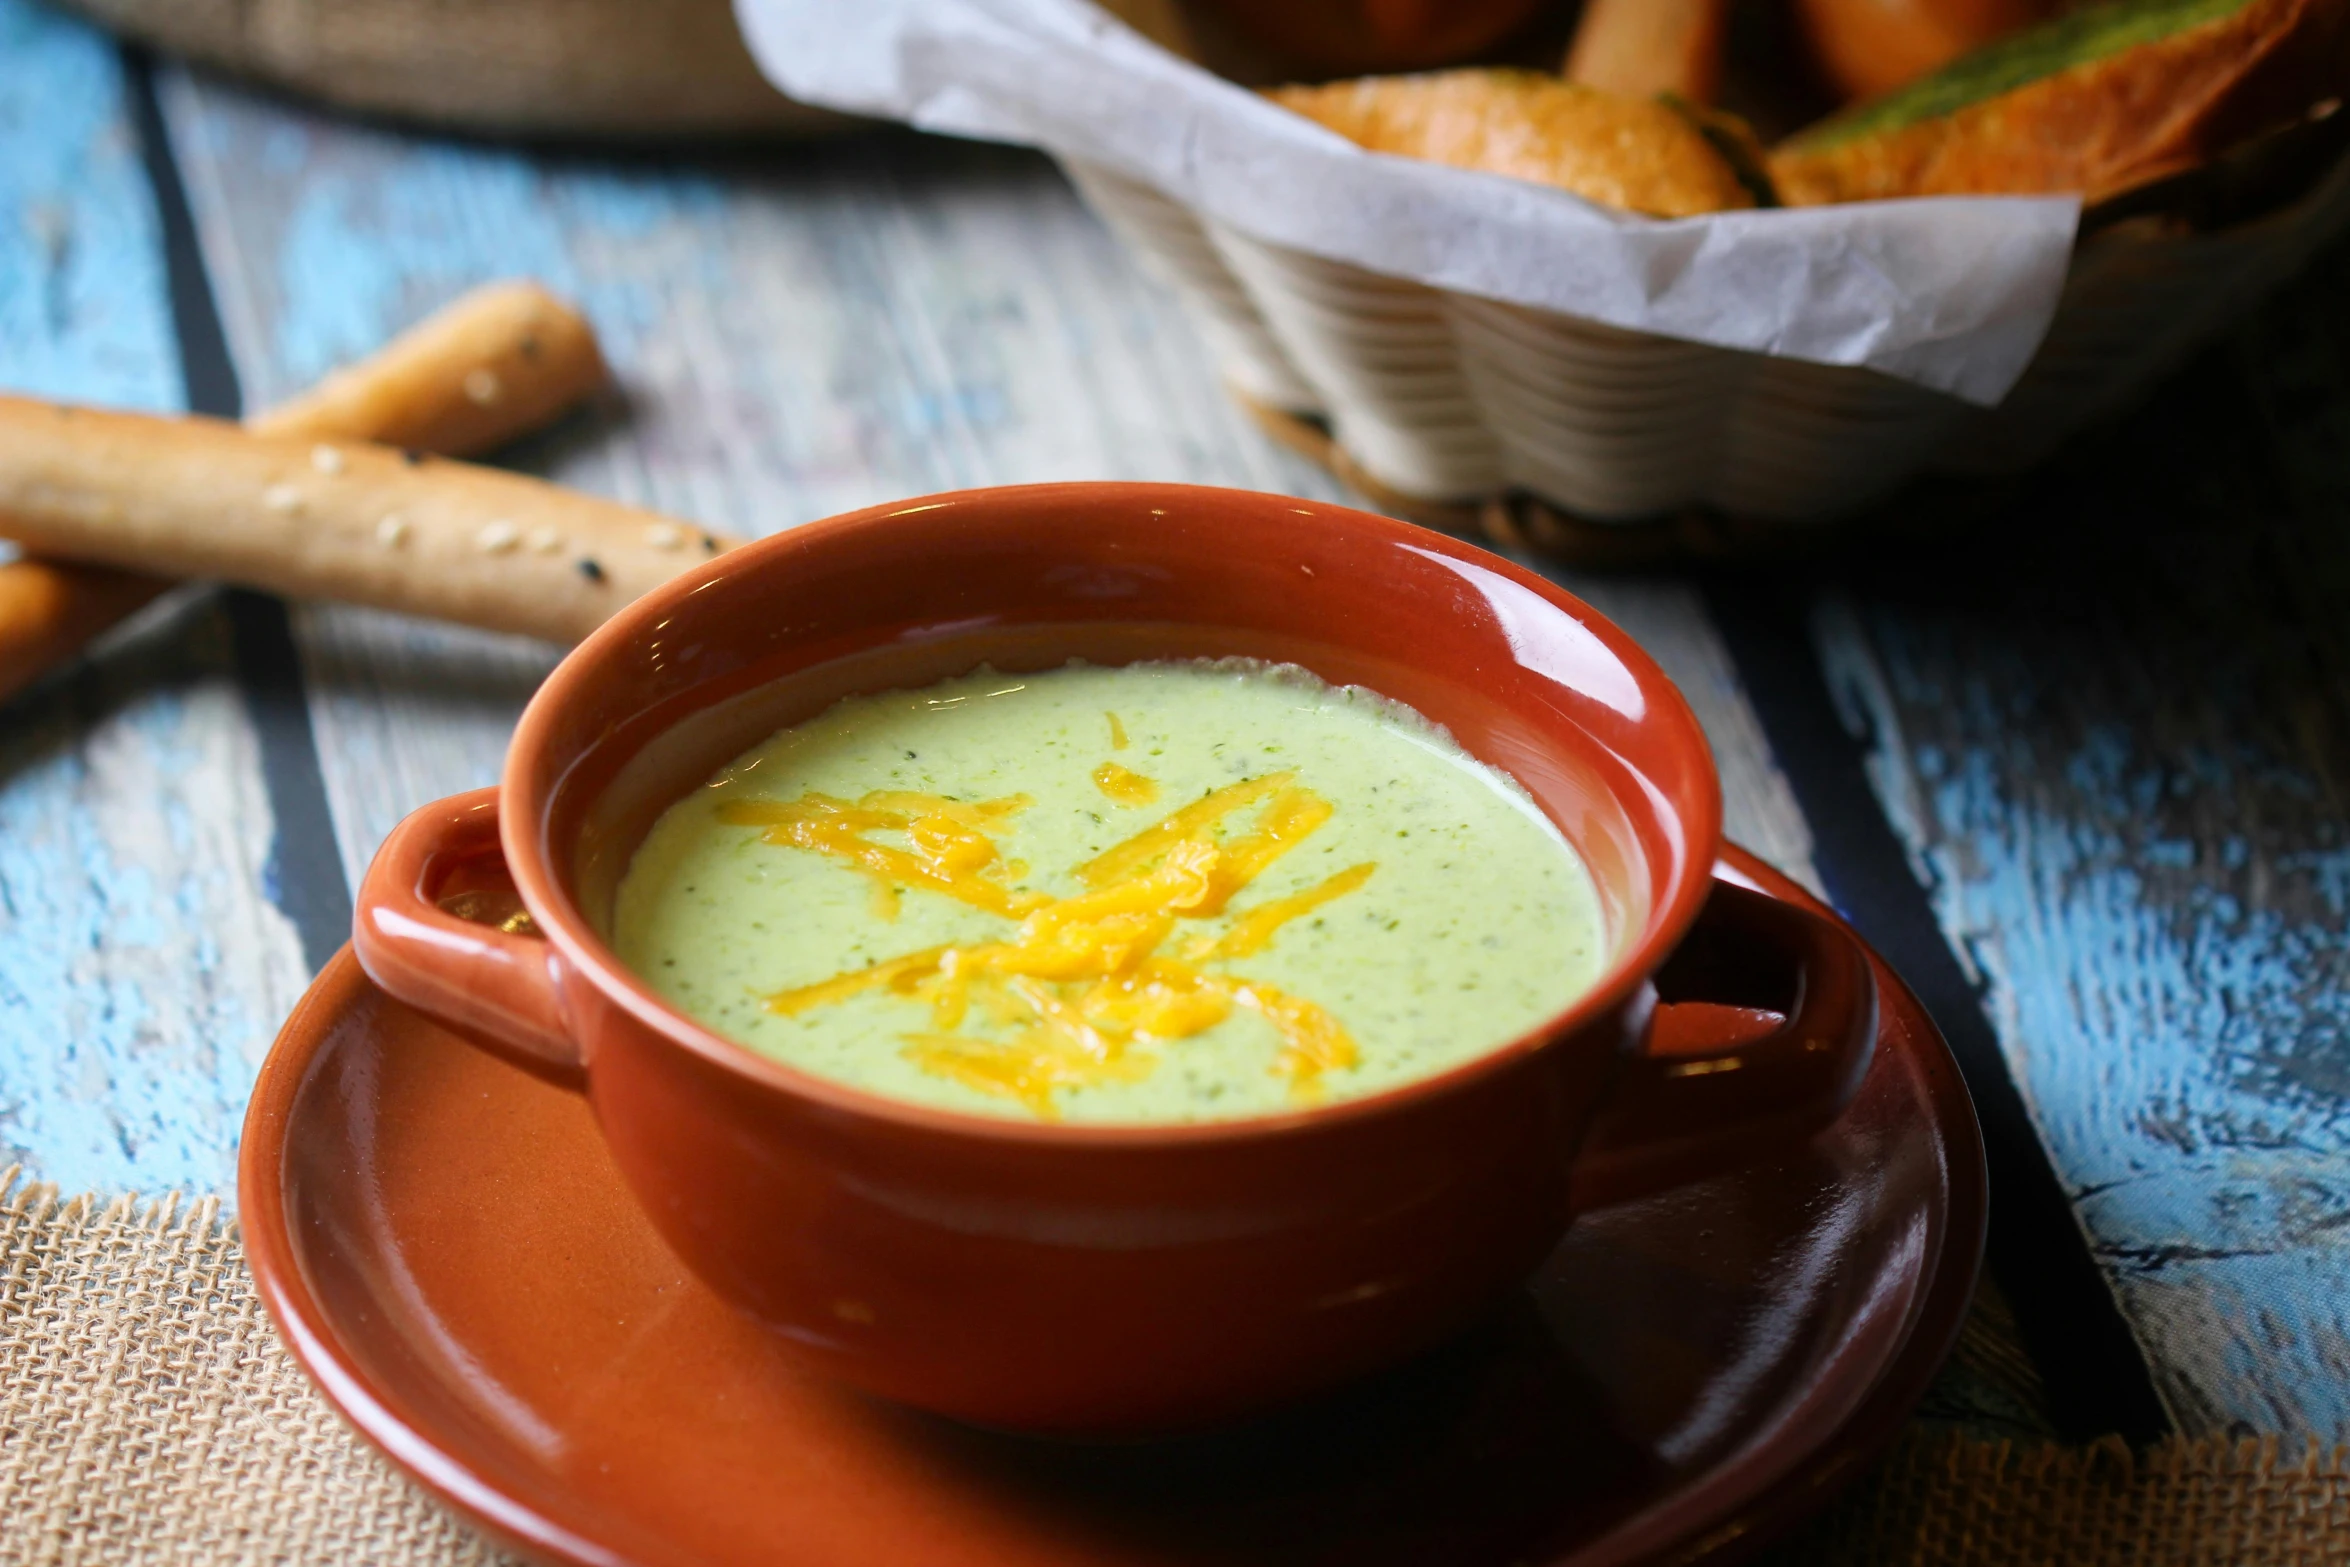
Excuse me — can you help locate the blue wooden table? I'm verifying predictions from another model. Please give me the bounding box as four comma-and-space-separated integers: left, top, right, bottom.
6, 0, 2349, 1454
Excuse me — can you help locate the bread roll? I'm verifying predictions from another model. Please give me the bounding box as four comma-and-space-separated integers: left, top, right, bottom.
1265, 69, 1761, 217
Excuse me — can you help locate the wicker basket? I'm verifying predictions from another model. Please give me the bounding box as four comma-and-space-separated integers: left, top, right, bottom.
1062, 125, 2350, 548
65, 0, 845, 138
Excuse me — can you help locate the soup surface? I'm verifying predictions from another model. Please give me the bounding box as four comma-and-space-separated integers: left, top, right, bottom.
612, 660, 1608, 1122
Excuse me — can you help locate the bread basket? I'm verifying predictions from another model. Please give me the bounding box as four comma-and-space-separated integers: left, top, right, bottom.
62, 0, 843, 138
728, 0, 2350, 560
1063, 134, 2350, 551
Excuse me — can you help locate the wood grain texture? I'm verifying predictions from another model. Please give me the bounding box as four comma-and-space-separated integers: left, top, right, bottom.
1812, 232, 2350, 1437
157, 70, 1820, 897
0, 0, 178, 415
0, 601, 313, 1198
0, 0, 306, 1197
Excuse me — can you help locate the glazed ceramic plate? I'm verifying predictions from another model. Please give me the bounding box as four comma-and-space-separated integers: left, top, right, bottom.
242, 845, 1984, 1567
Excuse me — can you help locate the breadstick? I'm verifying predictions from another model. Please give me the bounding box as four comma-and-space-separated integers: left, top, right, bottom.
1564, 0, 1729, 103
0, 562, 173, 700
0, 399, 740, 646
0, 280, 609, 705
248, 279, 607, 454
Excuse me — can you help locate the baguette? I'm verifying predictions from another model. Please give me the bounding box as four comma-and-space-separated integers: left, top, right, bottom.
1565, 0, 1732, 104
1792, 0, 2064, 103
1772, 0, 2350, 204
0, 399, 739, 646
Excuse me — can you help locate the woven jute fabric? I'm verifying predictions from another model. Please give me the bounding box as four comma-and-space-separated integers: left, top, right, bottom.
6, 1168, 2349, 1567
0, 1170, 519, 1567
1768, 1433, 2350, 1567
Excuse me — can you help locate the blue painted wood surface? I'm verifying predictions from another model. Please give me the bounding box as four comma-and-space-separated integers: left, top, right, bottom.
1812, 235, 2350, 1437
0, 1, 308, 1198
0, 0, 177, 413
0, 0, 176, 413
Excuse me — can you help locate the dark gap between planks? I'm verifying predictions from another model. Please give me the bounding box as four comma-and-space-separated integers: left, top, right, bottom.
1708, 581, 2171, 1445
125, 46, 353, 976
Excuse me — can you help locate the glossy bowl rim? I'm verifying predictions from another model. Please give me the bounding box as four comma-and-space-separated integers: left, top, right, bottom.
499, 481, 1724, 1147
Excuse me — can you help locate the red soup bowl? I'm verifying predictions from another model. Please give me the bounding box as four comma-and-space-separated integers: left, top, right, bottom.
351, 482, 1876, 1436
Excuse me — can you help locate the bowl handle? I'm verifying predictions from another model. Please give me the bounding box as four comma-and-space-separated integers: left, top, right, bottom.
1568, 875, 1877, 1211
352, 786, 586, 1089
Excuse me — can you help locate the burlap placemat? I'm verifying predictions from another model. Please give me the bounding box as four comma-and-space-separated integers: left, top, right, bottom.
0, 1171, 519, 1567
6, 1168, 2348, 1567
1764, 1434, 2350, 1566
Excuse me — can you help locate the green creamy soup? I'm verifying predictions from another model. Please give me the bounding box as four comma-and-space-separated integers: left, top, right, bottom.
612, 660, 1608, 1123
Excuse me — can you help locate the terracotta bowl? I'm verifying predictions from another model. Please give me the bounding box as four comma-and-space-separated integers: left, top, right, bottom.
352, 482, 1876, 1435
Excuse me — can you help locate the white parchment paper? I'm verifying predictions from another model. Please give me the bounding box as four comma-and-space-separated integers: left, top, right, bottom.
734, 0, 2081, 405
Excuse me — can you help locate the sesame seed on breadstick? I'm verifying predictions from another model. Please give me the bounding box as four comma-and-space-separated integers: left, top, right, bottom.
0, 398, 741, 646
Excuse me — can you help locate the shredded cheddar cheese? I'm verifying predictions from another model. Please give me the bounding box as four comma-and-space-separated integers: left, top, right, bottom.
1091, 762, 1160, 805
1203, 861, 1376, 959
735, 771, 1376, 1117
717, 792, 1043, 918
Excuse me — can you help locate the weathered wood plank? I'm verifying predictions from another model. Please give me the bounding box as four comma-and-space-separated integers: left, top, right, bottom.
1813, 230, 2350, 1437
0, 1, 307, 1197
158, 74, 1820, 894
0, 603, 312, 1197
0, 4, 177, 415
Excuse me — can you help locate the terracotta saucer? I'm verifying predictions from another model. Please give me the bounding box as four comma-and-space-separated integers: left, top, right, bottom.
241, 845, 1985, 1567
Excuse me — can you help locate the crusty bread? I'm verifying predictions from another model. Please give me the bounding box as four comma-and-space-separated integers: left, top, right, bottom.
1772, 0, 2350, 205
1792, 0, 2064, 103
1564, 0, 1731, 105
1265, 69, 1759, 217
